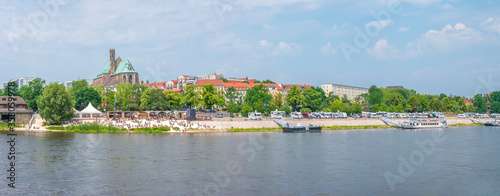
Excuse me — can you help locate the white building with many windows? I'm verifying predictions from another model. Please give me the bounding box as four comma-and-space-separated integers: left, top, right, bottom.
3, 77, 35, 89
321, 83, 368, 100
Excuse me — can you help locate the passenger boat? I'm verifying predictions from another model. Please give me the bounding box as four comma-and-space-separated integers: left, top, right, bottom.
274, 119, 322, 133
381, 118, 448, 129
470, 118, 500, 126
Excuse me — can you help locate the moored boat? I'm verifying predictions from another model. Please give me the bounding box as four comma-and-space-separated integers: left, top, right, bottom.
382, 118, 448, 129
274, 119, 322, 133
282, 123, 322, 133
471, 118, 500, 126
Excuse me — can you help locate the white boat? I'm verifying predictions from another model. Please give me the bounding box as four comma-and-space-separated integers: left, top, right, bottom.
382, 118, 448, 129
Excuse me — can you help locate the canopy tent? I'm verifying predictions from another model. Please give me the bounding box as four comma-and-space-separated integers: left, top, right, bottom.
78, 103, 103, 118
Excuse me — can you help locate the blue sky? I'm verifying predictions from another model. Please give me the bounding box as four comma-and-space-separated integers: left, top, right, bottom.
1, 0, 499, 97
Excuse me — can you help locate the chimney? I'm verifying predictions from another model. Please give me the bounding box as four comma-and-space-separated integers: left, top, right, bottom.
141, 81, 143, 85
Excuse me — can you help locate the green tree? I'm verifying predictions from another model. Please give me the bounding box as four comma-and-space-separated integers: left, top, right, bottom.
262, 79, 276, 84
285, 85, 304, 111
473, 94, 487, 113
37, 83, 75, 125
140, 88, 167, 110
225, 87, 238, 103
245, 84, 272, 109
70, 80, 89, 95
201, 83, 218, 109
491, 101, 500, 113
19, 78, 45, 111
300, 108, 312, 113
351, 102, 363, 114
302, 88, 323, 112
329, 99, 343, 112
2, 82, 19, 96
165, 91, 182, 109
429, 98, 441, 112
241, 105, 253, 117
438, 93, 447, 101
441, 97, 450, 112
74, 86, 102, 111
182, 84, 201, 108
227, 102, 241, 113
367, 85, 383, 105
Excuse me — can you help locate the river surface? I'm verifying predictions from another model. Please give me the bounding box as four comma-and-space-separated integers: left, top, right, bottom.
1, 126, 500, 195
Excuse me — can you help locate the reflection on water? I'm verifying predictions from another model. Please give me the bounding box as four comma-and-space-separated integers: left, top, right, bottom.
1, 127, 500, 195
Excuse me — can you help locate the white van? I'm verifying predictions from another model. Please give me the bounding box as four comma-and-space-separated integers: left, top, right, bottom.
271, 110, 285, 119
248, 111, 262, 120
291, 112, 303, 119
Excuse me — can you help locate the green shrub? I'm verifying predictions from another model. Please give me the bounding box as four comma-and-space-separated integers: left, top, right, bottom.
241, 106, 253, 117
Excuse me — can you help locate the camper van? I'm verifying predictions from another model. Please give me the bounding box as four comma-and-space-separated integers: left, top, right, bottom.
271, 110, 285, 119
291, 112, 303, 119
248, 111, 262, 120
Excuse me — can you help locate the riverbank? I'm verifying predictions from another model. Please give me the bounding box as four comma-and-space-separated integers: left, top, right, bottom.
13, 117, 491, 133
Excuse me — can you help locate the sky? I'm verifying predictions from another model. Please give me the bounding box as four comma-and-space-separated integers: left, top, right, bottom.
1, 0, 499, 97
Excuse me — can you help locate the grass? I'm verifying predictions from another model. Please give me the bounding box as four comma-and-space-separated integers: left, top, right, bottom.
47, 122, 172, 133
0, 122, 22, 131
450, 123, 483, 127
228, 127, 281, 132
323, 125, 394, 130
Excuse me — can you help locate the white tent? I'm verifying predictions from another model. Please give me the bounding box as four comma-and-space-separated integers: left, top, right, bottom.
79, 103, 103, 118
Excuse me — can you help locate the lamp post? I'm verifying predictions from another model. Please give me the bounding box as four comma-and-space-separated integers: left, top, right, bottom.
265, 99, 268, 119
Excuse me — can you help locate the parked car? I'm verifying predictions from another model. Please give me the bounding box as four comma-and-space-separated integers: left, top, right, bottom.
216, 113, 224, 118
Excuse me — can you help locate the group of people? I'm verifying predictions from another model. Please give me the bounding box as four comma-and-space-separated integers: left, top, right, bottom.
92, 116, 216, 131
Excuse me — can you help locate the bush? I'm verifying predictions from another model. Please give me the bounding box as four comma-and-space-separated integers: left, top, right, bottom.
300, 108, 312, 113
230, 114, 234, 118
241, 105, 253, 117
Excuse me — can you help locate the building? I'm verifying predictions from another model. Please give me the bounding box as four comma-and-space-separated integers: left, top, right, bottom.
194, 79, 225, 92
177, 75, 197, 89
0, 96, 33, 124
387, 85, 405, 90
3, 77, 35, 89
321, 83, 368, 100
93, 49, 140, 87
198, 72, 224, 80
282, 84, 312, 98
61, 79, 93, 88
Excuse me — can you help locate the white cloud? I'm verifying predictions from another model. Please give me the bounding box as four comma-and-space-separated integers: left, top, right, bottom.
366, 39, 399, 59
481, 17, 500, 34
368, 23, 485, 59
439, 3, 453, 10
413, 23, 483, 52
365, 20, 394, 30
398, 27, 409, 32
259, 40, 271, 47
273, 41, 301, 55
321, 42, 338, 55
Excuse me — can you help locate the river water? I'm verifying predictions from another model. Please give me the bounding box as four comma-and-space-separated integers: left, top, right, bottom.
1, 126, 500, 195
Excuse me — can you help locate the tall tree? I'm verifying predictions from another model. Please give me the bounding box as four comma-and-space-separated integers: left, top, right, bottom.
284, 85, 303, 111
302, 88, 323, 112
245, 84, 272, 109
140, 88, 167, 110
473, 94, 487, 113
367, 85, 383, 105
201, 83, 218, 109
19, 78, 45, 111
74, 86, 102, 111
165, 91, 182, 109
182, 84, 200, 108
70, 80, 89, 95
2, 82, 19, 96
225, 87, 238, 103
37, 83, 75, 125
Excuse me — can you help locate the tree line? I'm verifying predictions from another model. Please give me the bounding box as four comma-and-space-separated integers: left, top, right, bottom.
3, 78, 497, 125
